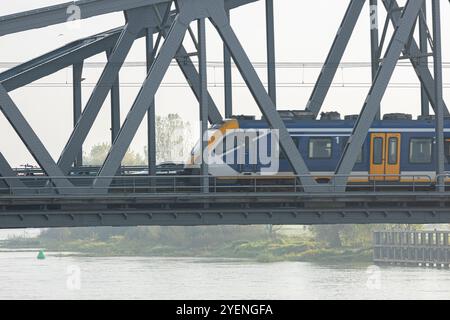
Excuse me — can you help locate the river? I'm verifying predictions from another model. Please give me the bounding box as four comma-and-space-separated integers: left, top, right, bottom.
0, 250, 449, 300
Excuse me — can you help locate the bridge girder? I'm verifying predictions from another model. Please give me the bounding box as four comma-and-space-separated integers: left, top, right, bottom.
2, 191, 450, 228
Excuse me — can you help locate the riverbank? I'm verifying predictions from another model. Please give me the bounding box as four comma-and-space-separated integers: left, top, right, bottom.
0, 236, 372, 263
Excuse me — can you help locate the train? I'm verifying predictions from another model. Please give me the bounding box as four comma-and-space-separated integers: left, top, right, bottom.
185, 111, 450, 184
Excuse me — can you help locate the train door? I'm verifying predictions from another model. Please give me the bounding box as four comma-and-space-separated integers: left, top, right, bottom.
370, 133, 401, 181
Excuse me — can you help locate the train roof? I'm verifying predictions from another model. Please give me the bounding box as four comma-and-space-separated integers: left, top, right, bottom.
234, 118, 450, 130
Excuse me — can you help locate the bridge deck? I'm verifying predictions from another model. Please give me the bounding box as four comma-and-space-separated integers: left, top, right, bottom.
1, 175, 450, 228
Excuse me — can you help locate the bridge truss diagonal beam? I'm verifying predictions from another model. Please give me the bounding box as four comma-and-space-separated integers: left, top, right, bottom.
0, 0, 258, 37
0, 0, 170, 37
306, 0, 366, 118
175, 45, 223, 124
93, 0, 317, 192
56, 11, 147, 174
334, 0, 425, 191
0, 14, 223, 125
265, 0, 276, 105
0, 85, 74, 193
0, 30, 122, 91
383, 0, 449, 116
93, 8, 192, 190
209, 0, 318, 191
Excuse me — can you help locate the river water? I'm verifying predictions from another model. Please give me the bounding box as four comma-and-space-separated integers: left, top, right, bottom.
0, 250, 450, 300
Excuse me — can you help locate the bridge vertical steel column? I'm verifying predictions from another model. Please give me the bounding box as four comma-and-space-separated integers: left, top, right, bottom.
265, 0, 276, 105
432, 0, 445, 192
106, 50, 121, 143
223, 9, 233, 118
72, 62, 83, 167
305, 0, 366, 117
209, 1, 318, 191
198, 17, 209, 193
334, 0, 425, 191
146, 28, 157, 178
419, 2, 430, 116
370, 0, 381, 120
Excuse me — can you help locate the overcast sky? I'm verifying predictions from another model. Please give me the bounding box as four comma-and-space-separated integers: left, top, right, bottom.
0, 0, 449, 168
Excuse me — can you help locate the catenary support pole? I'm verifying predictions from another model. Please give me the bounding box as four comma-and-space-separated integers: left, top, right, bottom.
106, 50, 121, 143
198, 18, 209, 193
419, 2, 430, 116
432, 0, 445, 192
223, 9, 233, 118
72, 62, 84, 167
146, 28, 157, 178
370, 0, 381, 120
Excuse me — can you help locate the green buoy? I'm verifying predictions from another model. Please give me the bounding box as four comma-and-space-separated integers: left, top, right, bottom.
37, 250, 46, 260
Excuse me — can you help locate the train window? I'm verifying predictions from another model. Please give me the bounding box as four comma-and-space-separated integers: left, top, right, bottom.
373, 137, 383, 165
340, 137, 363, 163
388, 137, 398, 164
409, 138, 432, 164
445, 139, 450, 162
309, 138, 332, 159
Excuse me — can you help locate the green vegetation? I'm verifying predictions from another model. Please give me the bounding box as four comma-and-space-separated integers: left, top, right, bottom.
2, 224, 421, 263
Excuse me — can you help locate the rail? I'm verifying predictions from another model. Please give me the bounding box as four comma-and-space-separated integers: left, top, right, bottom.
0, 173, 437, 196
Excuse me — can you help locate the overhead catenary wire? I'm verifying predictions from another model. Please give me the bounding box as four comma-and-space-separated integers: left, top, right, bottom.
14, 81, 450, 89
0, 60, 450, 69
1, 61, 449, 89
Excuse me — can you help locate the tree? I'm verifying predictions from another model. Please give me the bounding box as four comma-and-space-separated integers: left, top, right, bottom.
145, 114, 192, 163
84, 143, 145, 166
311, 225, 345, 248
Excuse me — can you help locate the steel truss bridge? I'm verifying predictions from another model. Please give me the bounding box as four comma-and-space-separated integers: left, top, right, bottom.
0, 0, 449, 228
